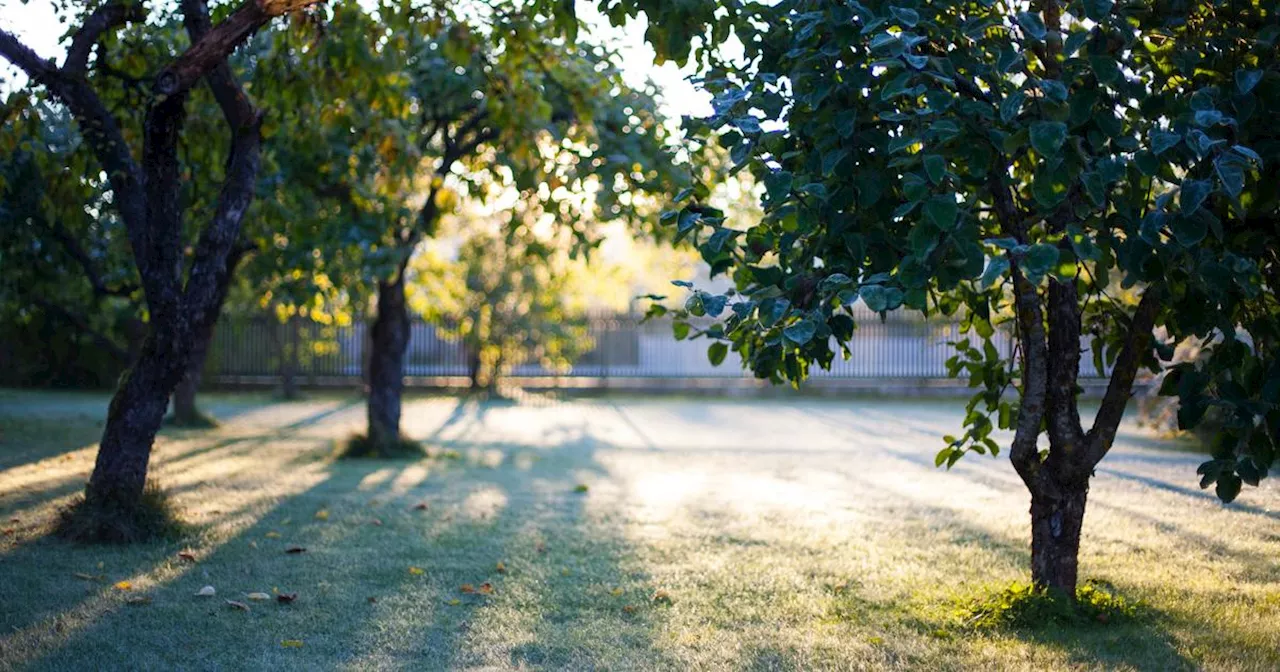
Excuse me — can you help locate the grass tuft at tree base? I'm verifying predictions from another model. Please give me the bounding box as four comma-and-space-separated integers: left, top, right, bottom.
960, 580, 1144, 630
337, 433, 425, 459
54, 482, 187, 544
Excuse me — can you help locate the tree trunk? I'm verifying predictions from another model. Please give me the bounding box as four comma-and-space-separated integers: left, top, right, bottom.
86, 330, 186, 510
366, 278, 409, 451
171, 333, 209, 425
467, 346, 482, 390
279, 317, 300, 400
1029, 484, 1088, 595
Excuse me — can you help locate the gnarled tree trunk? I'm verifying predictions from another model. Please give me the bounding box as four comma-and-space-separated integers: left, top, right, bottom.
366, 278, 410, 451
171, 333, 209, 425
87, 327, 188, 510
1029, 485, 1088, 594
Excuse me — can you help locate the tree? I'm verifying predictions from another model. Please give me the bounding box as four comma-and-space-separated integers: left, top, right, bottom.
647, 0, 1279, 595
334, 6, 687, 454
0, 0, 321, 539
410, 211, 604, 393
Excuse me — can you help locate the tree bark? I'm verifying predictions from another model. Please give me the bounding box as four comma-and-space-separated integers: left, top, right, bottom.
280, 317, 300, 400
86, 330, 187, 509
171, 331, 209, 425
366, 278, 410, 451
1029, 484, 1088, 595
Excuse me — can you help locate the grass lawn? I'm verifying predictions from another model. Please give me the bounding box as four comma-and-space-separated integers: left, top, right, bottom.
0, 389, 1278, 671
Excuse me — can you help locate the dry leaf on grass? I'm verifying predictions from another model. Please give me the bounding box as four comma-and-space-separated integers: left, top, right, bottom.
495, 561, 506, 574
277, 593, 298, 604
412, 502, 428, 511
285, 546, 307, 554
265, 531, 281, 539
573, 484, 590, 493
409, 566, 424, 575
367, 597, 377, 604
195, 585, 216, 597
225, 600, 250, 612
459, 584, 475, 594
177, 551, 197, 563
114, 581, 132, 590
314, 510, 329, 521
652, 590, 673, 605
126, 596, 151, 606
535, 542, 547, 554
447, 598, 461, 606
247, 592, 271, 601
477, 582, 493, 595
281, 640, 304, 648
73, 572, 103, 582
611, 588, 624, 597
371, 519, 383, 526
622, 605, 637, 614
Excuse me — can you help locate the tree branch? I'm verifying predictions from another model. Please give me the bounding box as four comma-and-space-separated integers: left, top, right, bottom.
39, 219, 139, 298
154, 0, 320, 99
1084, 287, 1162, 467
180, 0, 257, 129
64, 0, 147, 76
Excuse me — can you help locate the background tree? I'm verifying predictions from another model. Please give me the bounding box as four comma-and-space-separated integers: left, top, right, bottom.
332, 5, 688, 455
0, 0, 321, 539
644, 0, 1279, 596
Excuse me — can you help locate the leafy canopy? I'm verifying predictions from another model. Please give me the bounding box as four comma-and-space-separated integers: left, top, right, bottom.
647, 0, 1278, 501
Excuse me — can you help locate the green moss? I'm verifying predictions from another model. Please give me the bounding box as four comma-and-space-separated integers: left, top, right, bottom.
960, 580, 1144, 630
55, 482, 187, 544
337, 433, 424, 459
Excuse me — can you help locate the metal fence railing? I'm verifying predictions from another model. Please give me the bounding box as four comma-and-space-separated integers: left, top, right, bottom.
206, 305, 1105, 387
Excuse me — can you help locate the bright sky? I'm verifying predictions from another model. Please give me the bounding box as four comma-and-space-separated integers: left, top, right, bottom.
0, 0, 711, 118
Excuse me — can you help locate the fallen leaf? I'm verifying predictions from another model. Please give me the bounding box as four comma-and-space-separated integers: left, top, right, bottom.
2, 529, 14, 536
535, 541, 547, 554
652, 589, 673, 606
247, 592, 271, 601
126, 596, 151, 606
281, 518, 292, 525
460, 584, 476, 594
495, 561, 506, 574
560, 568, 572, 577
248, 540, 258, 549
195, 585, 216, 597
114, 581, 132, 591
97, 561, 104, 569
409, 566, 424, 575
314, 510, 329, 521
225, 600, 250, 612
622, 605, 637, 614
265, 531, 282, 539
370, 518, 383, 526
281, 640, 304, 648
285, 546, 306, 554
8, 518, 17, 523
868, 636, 885, 645
177, 551, 197, 563
73, 572, 103, 582
573, 484, 590, 493
477, 582, 493, 595
412, 502, 428, 511
446, 598, 461, 606
367, 597, 377, 604
611, 588, 624, 597
278, 593, 298, 604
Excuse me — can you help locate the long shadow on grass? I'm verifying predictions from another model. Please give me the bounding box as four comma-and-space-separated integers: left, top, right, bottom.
333, 399, 679, 670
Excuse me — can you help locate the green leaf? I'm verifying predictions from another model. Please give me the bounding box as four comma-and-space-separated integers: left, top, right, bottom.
764, 171, 793, 201
1000, 91, 1025, 124
1150, 130, 1181, 156
924, 196, 959, 230
889, 6, 919, 27
1170, 217, 1207, 247
783, 319, 818, 345
1235, 69, 1263, 94
1081, 171, 1106, 206
1215, 472, 1242, 503
1029, 121, 1068, 155
1215, 157, 1245, 198
1089, 55, 1122, 85
673, 321, 690, 340
707, 341, 728, 366
1015, 11, 1046, 39
1023, 244, 1059, 283
924, 154, 946, 184
981, 256, 1010, 288
1180, 178, 1212, 215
